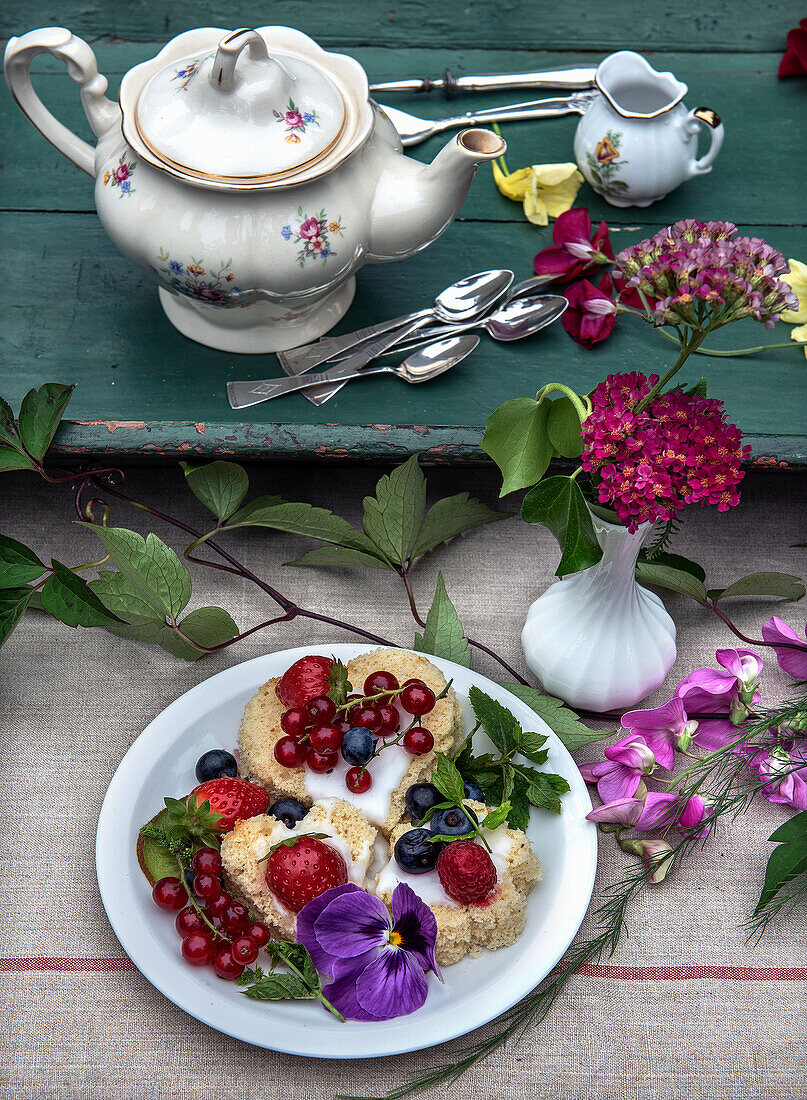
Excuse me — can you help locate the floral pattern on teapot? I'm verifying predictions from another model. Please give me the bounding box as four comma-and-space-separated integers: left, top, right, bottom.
584, 130, 629, 201
274, 98, 320, 144
281, 207, 345, 267
153, 249, 243, 306
103, 153, 137, 197
171, 54, 213, 91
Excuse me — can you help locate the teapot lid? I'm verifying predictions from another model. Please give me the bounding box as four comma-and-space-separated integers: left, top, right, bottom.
134, 29, 347, 183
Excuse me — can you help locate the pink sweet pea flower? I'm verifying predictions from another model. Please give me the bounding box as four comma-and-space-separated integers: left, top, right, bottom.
676, 647, 762, 715
761, 616, 807, 680
620, 837, 675, 883
621, 697, 698, 770
533, 207, 614, 283
691, 717, 745, 752
579, 735, 656, 802
587, 790, 710, 837
748, 741, 807, 811
561, 274, 619, 348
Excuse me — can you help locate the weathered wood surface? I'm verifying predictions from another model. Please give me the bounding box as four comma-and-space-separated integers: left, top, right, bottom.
1, 13, 805, 462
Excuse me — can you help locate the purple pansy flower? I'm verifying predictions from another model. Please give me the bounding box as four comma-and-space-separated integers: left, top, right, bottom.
761, 616, 807, 681
675, 647, 762, 716
296, 882, 441, 1021
579, 735, 656, 802
621, 697, 699, 770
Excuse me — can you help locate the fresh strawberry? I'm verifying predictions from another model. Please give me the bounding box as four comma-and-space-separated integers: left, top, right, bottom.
265, 836, 348, 912
436, 839, 497, 905
190, 778, 270, 832
276, 655, 334, 708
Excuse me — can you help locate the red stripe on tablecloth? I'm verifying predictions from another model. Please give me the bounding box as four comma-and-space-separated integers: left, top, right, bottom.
2, 958, 807, 979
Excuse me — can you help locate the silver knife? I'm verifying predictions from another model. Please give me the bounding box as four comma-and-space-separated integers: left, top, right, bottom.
369, 65, 597, 97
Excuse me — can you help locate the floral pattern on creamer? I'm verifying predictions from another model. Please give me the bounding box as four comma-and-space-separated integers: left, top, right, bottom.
103, 154, 137, 197
171, 54, 214, 91
281, 208, 344, 267
153, 250, 242, 307
585, 130, 630, 199
273, 98, 320, 145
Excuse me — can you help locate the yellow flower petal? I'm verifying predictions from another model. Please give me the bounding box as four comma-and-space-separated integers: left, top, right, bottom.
791, 321, 807, 359
781, 258, 807, 324
492, 162, 532, 201
493, 161, 583, 224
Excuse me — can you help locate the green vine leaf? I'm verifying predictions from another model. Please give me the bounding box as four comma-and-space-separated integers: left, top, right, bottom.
160, 606, 239, 660
481, 397, 552, 496
414, 573, 470, 667
0, 585, 35, 649
545, 396, 584, 458
0, 446, 37, 473
0, 534, 46, 588
708, 572, 805, 604
361, 455, 427, 566
411, 493, 509, 559
227, 500, 380, 559
181, 460, 250, 523
287, 545, 391, 570
17, 383, 74, 462
635, 560, 708, 602
39, 559, 122, 628
81, 525, 192, 619
753, 811, 807, 915
0, 396, 38, 472
638, 549, 705, 582
502, 683, 610, 753
521, 475, 602, 577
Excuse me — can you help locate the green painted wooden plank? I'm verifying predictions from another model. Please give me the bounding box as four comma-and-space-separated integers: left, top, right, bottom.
3, 47, 804, 229
0, 212, 804, 461
2, 0, 802, 51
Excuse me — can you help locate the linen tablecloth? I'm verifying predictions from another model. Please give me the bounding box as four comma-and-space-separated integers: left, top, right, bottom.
2, 462, 806, 1099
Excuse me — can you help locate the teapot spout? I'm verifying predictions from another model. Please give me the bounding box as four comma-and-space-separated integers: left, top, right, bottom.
366, 128, 505, 262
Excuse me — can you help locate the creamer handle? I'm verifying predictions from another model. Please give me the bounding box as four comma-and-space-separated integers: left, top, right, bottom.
4, 27, 121, 177
684, 105, 725, 177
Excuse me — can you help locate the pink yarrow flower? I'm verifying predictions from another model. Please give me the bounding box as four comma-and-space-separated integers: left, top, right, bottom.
761, 616, 807, 680
579, 735, 656, 802
561, 274, 619, 348
533, 207, 613, 283
621, 696, 699, 770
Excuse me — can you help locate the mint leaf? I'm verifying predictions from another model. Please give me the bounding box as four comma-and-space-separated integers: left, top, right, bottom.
414, 573, 470, 667
469, 686, 522, 756
181, 460, 250, 522
516, 765, 570, 814
481, 801, 511, 831
81, 525, 192, 619
521, 475, 602, 578
361, 455, 427, 566
754, 811, 807, 914
545, 396, 584, 458
238, 969, 313, 1001
635, 560, 708, 602
0, 585, 34, 649
17, 383, 73, 462
411, 493, 508, 559
287, 545, 391, 570
481, 397, 553, 497
501, 683, 609, 753
39, 559, 122, 628
507, 771, 531, 832
0, 534, 45, 588
710, 572, 805, 604
431, 753, 466, 805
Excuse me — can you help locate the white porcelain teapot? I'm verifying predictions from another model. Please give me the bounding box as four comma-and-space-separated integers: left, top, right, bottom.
573, 51, 724, 207
4, 26, 505, 352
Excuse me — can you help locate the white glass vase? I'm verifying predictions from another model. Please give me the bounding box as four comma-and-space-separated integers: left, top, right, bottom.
521, 512, 677, 711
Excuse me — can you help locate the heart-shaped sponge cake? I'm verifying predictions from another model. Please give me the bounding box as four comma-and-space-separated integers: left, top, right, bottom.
237, 648, 465, 836
220, 797, 376, 941
374, 801, 542, 966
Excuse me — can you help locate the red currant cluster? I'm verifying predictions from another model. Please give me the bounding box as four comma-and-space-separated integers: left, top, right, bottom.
151, 847, 270, 980
273, 669, 438, 794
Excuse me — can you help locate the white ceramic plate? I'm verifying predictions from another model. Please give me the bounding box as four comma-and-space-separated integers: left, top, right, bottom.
96, 644, 597, 1057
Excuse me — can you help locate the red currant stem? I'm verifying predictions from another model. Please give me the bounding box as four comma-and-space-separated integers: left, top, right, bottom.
336, 685, 402, 712
174, 854, 229, 942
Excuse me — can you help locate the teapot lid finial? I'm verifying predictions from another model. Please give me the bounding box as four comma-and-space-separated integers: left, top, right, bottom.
134, 27, 346, 183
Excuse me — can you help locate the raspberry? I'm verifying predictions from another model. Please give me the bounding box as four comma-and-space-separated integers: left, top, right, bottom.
436, 840, 497, 905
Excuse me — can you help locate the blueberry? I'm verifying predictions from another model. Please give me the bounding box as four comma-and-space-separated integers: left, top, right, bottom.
184, 869, 197, 895
429, 804, 478, 837
269, 797, 307, 830
394, 828, 444, 875
195, 749, 238, 783
342, 727, 377, 767
463, 780, 485, 803
405, 782, 443, 825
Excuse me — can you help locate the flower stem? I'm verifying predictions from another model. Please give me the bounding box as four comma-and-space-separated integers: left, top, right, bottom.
654, 326, 807, 357
535, 383, 589, 423
635, 330, 705, 411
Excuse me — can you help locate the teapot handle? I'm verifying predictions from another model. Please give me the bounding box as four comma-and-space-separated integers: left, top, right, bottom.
4, 27, 121, 177
683, 105, 725, 177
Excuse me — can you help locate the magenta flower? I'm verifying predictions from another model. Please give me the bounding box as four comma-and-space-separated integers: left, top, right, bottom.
284, 109, 304, 128
620, 837, 675, 883
115, 163, 129, 182
690, 717, 744, 752
676, 648, 762, 715
761, 616, 807, 680
561, 274, 619, 348
298, 216, 322, 240
587, 790, 710, 837
579, 735, 656, 802
621, 697, 698, 769
747, 741, 807, 811
296, 882, 440, 1021
533, 208, 613, 283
